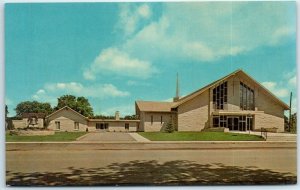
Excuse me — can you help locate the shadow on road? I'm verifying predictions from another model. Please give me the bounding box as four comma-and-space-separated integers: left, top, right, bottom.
6, 160, 296, 186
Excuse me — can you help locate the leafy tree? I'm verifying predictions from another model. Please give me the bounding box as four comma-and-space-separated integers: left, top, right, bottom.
284, 115, 289, 132
123, 115, 138, 120
165, 120, 175, 133
91, 115, 115, 119
290, 113, 297, 134
15, 101, 53, 117
285, 113, 297, 133
55, 95, 94, 117
5, 105, 8, 120
5, 105, 10, 130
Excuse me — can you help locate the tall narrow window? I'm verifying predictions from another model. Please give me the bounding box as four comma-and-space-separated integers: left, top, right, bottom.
104, 123, 109, 130
96, 123, 101, 129
213, 81, 227, 109
55, 121, 60, 130
151, 115, 153, 125
125, 123, 129, 130
74, 122, 79, 130
160, 116, 163, 124
240, 82, 255, 110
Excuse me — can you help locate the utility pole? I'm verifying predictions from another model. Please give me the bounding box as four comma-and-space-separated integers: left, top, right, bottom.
289, 92, 292, 132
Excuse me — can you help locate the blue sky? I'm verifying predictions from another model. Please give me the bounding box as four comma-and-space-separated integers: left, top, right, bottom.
5, 2, 296, 117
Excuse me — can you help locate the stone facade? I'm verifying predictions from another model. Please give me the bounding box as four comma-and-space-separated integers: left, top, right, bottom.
138, 112, 175, 132
177, 90, 209, 131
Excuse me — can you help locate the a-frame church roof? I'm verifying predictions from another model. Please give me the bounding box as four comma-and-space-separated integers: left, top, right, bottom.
172, 69, 290, 110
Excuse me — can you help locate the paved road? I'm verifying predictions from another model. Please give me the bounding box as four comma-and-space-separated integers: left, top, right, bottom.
6, 147, 296, 185
77, 132, 136, 141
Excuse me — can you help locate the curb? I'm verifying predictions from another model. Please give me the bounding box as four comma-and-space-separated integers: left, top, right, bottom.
6, 141, 297, 151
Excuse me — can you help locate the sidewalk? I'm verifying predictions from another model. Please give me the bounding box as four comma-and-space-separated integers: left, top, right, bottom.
129, 132, 150, 142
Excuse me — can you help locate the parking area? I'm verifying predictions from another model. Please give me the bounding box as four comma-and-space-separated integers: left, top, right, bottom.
77, 132, 136, 142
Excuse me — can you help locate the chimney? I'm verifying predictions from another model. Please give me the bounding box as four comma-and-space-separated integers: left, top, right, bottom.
115, 111, 120, 120
173, 73, 180, 102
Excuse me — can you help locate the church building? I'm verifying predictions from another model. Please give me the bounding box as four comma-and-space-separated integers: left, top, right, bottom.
135, 69, 289, 132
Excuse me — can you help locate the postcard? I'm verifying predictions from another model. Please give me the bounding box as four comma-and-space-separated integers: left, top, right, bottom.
5, 1, 297, 186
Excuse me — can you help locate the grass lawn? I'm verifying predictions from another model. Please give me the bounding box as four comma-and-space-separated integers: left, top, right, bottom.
6, 132, 87, 142
138, 132, 264, 141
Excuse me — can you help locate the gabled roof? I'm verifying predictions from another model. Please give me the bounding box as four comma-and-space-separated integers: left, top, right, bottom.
172, 69, 289, 110
136, 101, 175, 112
45, 106, 88, 120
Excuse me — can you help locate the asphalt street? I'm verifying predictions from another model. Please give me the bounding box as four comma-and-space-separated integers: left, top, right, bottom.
6, 147, 297, 185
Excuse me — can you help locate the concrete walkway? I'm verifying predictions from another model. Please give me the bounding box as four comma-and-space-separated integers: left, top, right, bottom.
129, 133, 151, 142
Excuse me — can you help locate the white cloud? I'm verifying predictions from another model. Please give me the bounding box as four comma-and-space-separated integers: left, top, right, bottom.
32, 82, 130, 106
84, 2, 295, 82
137, 4, 151, 18
99, 84, 130, 97
84, 48, 157, 80
271, 27, 295, 45
262, 81, 289, 98
117, 4, 152, 36
121, 2, 295, 62
83, 70, 96, 80
288, 75, 296, 88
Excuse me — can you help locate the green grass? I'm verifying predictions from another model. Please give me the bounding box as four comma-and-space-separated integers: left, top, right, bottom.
6, 132, 87, 142
138, 132, 264, 141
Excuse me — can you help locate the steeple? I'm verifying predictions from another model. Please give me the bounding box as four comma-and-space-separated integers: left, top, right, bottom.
173, 73, 180, 102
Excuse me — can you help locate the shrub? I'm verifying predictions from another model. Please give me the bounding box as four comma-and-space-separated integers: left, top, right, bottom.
165, 121, 174, 133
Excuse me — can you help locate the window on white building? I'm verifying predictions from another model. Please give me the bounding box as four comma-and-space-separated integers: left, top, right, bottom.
55, 121, 60, 130
74, 122, 79, 130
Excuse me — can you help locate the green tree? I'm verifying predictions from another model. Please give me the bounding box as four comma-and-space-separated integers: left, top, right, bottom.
15, 101, 53, 117
123, 115, 138, 120
165, 120, 175, 133
55, 95, 94, 117
5, 105, 8, 120
91, 115, 115, 119
284, 115, 289, 131
290, 113, 297, 133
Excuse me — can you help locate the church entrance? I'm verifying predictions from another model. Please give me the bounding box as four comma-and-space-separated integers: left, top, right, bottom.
212, 115, 253, 131
227, 117, 239, 131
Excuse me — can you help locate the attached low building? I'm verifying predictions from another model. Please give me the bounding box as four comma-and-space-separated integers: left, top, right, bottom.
135, 101, 177, 132
46, 106, 139, 132
136, 69, 289, 132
